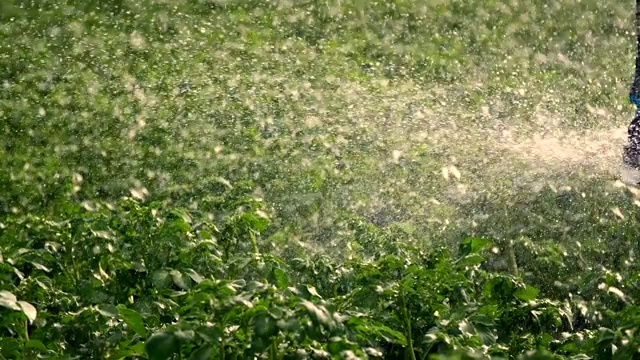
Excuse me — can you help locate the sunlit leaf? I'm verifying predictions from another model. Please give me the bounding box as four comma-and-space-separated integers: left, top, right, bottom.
608, 286, 626, 301
17, 301, 37, 324
515, 285, 540, 301
0, 290, 19, 311
30, 262, 51, 272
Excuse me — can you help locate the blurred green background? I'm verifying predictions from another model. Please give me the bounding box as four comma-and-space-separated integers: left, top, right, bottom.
1, 0, 638, 255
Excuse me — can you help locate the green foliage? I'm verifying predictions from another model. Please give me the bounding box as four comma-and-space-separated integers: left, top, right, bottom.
3, 191, 640, 358
3, 0, 640, 359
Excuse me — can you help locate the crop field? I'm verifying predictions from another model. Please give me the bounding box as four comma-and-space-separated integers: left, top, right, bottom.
3, 0, 640, 359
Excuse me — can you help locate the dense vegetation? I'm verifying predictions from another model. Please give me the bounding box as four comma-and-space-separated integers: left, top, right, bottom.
2, 0, 640, 358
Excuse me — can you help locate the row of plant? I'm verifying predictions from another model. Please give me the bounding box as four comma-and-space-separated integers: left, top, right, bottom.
3, 1, 640, 359
2, 184, 640, 359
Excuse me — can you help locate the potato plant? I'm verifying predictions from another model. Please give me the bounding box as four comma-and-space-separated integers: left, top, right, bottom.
3, 0, 640, 359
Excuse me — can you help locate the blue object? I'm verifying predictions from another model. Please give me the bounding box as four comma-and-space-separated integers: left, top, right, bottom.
631, 93, 640, 108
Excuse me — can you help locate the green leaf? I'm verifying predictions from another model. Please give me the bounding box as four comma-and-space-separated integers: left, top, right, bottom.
108, 350, 135, 359
152, 270, 171, 289
241, 212, 269, 232
215, 177, 233, 189
174, 329, 195, 344
170, 269, 191, 290
169, 209, 192, 224
190, 346, 213, 360
0, 338, 21, 356
196, 326, 223, 343
130, 341, 147, 355
459, 237, 493, 256
401, 277, 416, 294
96, 304, 118, 317
597, 328, 616, 345
272, 267, 288, 289
327, 337, 357, 354
17, 301, 37, 324
24, 339, 48, 351
186, 268, 204, 283
514, 285, 540, 301
250, 336, 270, 353
483, 276, 517, 301
146, 332, 180, 360
292, 284, 322, 300
371, 324, 407, 346
277, 318, 300, 332
253, 312, 278, 338
455, 253, 485, 267
269, 307, 284, 320
469, 314, 495, 327
29, 262, 51, 272
300, 300, 334, 329
517, 349, 558, 360
169, 218, 192, 233
117, 305, 148, 337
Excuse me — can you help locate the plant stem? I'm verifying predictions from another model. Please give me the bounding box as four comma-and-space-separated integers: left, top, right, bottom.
400, 288, 417, 360
221, 336, 225, 360
250, 230, 260, 255
506, 239, 519, 277
421, 343, 434, 360
269, 337, 277, 360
